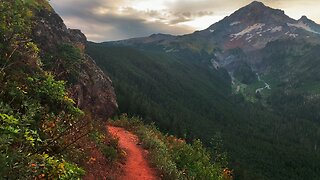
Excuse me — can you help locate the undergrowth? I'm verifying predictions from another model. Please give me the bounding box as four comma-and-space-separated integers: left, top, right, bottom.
0, 1, 85, 178
89, 122, 123, 163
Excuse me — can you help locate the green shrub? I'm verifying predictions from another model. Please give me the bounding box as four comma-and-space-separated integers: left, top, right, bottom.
0, 1, 86, 179
29, 153, 85, 179
89, 130, 120, 163
43, 43, 84, 83
100, 145, 118, 162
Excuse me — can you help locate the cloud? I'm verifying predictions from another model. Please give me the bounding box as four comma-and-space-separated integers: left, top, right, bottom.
50, 0, 320, 42
50, 0, 195, 41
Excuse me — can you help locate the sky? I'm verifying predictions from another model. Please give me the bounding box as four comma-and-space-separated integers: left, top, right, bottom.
50, 0, 320, 42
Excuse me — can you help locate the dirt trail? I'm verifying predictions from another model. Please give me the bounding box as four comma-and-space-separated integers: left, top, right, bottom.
107, 126, 158, 180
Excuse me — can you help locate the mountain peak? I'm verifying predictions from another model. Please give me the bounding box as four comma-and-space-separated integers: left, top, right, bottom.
300, 15, 308, 20
299, 15, 314, 23
242, 1, 277, 13
297, 15, 320, 33
247, 1, 266, 8
222, 0, 288, 26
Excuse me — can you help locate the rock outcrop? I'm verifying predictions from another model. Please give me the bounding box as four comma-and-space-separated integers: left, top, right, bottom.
70, 54, 118, 119
32, 6, 117, 120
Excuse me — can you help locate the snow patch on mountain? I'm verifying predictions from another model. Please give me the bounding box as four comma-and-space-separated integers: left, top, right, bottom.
287, 22, 320, 34
230, 21, 241, 26
230, 23, 265, 41
285, 31, 299, 38
164, 48, 179, 53
210, 58, 220, 69
245, 34, 254, 42
270, 26, 283, 33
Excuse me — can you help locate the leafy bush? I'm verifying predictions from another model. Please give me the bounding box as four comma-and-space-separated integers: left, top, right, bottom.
29, 153, 85, 179
43, 43, 84, 83
89, 130, 120, 163
26, 73, 83, 117
0, 1, 85, 179
0, 102, 85, 179
100, 145, 118, 162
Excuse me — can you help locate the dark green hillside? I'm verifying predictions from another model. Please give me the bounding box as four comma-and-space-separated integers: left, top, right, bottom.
87, 43, 320, 180
87, 43, 232, 137
251, 40, 320, 123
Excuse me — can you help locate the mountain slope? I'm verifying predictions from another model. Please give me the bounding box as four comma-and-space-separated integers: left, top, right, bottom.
89, 1, 320, 180
86, 44, 320, 180
86, 43, 232, 136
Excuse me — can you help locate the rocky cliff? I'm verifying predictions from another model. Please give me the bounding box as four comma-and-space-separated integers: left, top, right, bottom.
32, 6, 117, 120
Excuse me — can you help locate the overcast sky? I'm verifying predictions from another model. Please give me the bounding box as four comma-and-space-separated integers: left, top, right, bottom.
50, 0, 320, 42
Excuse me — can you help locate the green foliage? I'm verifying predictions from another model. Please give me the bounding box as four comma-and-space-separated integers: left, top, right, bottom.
211, 133, 228, 168
170, 139, 222, 179
0, 1, 85, 179
26, 73, 83, 117
110, 115, 232, 180
0, 101, 84, 179
0, 0, 32, 40
43, 43, 83, 83
0, 75, 85, 178
89, 130, 120, 163
29, 153, 85, 179
57, 44, 82, 62
233, 61, 256, 84
100, 145, 118, 162
0, 0, 40, 75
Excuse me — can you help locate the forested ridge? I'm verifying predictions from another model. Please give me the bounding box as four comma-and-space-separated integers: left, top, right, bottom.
87, 43, 320, 180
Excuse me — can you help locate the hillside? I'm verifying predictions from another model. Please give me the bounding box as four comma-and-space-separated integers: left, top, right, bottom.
88, 1, 320, 179
86, 43, 232, 136
0, 0, 118, 178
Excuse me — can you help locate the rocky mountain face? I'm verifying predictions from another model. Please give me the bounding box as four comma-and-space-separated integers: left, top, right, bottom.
198, 1, 320, 71
32, 7, 118, 120
200, 1, 301, 51
112, 1, 320, 83
119, 1, 320, 51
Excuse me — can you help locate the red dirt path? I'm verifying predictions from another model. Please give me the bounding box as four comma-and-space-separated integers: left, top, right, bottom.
107, 126, 159, 180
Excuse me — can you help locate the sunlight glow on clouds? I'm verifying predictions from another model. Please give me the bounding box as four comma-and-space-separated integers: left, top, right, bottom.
179, 15, 226, 30
50, 0, 320, 42
130, 1, 167, 11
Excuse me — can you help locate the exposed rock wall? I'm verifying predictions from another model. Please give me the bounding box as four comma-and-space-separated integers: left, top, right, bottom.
32, 7, 117, 120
